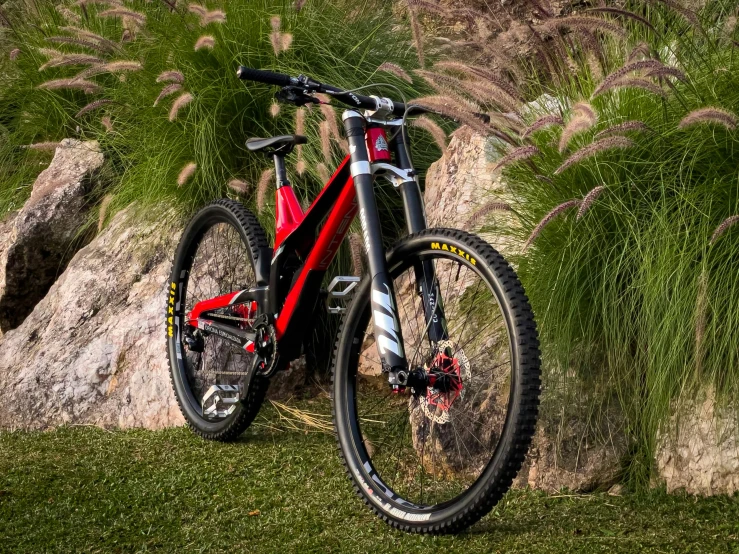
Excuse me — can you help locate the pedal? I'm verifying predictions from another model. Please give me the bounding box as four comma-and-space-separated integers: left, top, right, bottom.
201, 384, 241, 419
326, 276, 360, 314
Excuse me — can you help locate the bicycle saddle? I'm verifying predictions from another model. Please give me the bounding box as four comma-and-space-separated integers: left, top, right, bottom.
246, 135, 307, 155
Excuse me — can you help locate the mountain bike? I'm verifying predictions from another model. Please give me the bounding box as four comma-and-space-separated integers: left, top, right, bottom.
166, 66, 541, 534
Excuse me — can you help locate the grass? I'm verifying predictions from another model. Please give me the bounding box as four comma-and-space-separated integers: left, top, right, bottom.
1, 399, 738, 553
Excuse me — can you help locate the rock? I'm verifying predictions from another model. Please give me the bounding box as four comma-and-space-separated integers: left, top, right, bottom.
656, 388, 739, 495
512, 390, 627, 492
423, 128, 521, 257
0, 139, 104, 332
0, 211, 18, 338
0, 206, 184, 430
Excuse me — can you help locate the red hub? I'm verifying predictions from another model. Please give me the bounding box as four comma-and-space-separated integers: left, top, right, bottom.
426, 351, 464, 411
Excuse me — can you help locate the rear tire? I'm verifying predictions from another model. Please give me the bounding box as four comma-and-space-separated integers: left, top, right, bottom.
331, 228, 541, 534
167, 199, 270, 442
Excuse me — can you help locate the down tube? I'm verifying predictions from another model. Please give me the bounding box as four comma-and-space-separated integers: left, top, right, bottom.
343, 110, 408, 376
274, 175, 357, 342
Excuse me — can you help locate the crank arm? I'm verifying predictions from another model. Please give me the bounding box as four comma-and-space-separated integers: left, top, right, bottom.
194, 319, 257, 352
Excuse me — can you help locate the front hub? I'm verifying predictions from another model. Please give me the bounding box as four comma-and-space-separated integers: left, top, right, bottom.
419, 340, 471, 424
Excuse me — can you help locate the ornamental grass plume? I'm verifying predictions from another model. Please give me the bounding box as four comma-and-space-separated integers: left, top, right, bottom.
627, 42, 652, 62
349, 233, 364, 277
46, 36, 111, 53
709, 215, 739, 244
592, 59, 667, 97
523, 200, 581, 250
39, 54, 103, 71
187, 3, 206, 16
169, 92, 193, 121
26, 141, 61, 151
270, 32, 281, 55
202, 10, 226, 25
647, 0, 700, 26
411, 115, 447, 154
319, 121, 332, 162
577, 185, 606, 219
679, 108, 738, 131
585, 7, 658, 33
410, 95, 491, 136
156, 70, 184, 84
99, 8, 146, 24
194, 35, 215, 51
38, 78, 101, 94
539, 15, 627, 39
522, 114, 563, 138
466, 201, 512, 230
57, 5, 82, 23
101, 116, 113, 132
573, 102, 597, 122
317, 163, 329, 183
433, 61, 520, 101
9, 48, 20, 60
407, 2, 425, 68
294, 0, 308, 11
492, 145, 540, 172
269, 102, 280, 117
559, 117, 595, 152
595, 120, 651, 139
280, 34, 293, 52
645, 66, 687, 81
320, 104, 342, 140
257, 169, 273, 213
59, 26, 120, 53
555, 136, 634, 174
177, 162, 197, 186
104, 60, 143, 72
378, 62, 412, 83
76, 99, 113, 117
416, 70, 519, 112
97, 194, 113, 232
154, 83, 182, 106
594, 77, 666, 98
227, 179, 249, 195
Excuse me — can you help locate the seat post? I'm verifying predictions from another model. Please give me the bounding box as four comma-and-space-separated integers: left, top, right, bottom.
272, 154, 289, 189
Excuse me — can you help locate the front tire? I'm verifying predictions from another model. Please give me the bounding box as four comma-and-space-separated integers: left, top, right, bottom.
331, 229, 541, 534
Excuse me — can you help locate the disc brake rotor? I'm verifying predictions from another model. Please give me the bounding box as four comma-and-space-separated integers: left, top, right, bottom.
419, 339, 471, 424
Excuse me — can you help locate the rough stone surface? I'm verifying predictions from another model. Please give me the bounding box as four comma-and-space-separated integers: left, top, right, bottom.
656, 389, 739, 495
0, 139, 104, 332
423, 128, 521, 257
0, 207, 184, 430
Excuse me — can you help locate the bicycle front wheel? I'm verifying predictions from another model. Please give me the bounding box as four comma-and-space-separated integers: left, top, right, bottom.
331, 228, 541, 534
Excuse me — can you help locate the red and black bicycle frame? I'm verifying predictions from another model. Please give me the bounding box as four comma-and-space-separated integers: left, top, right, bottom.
187, 109, 448, 383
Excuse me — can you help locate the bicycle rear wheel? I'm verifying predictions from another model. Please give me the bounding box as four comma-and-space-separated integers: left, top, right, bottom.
332, 228, 541, 534
167, 199, 269, 441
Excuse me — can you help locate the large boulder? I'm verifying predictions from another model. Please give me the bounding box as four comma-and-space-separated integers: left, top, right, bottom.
0, 206, 184, 430
0, 139, 104, 333
656, 388, 739, 495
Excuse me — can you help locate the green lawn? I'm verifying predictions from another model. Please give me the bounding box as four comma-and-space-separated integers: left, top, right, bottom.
1, 399, 738, 553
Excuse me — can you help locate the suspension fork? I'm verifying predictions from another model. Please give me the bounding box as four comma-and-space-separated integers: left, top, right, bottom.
344, 110, 410, 384
390, 130, 448, 344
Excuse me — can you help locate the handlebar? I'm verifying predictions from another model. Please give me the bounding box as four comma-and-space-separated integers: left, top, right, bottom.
237, 65, 409, 117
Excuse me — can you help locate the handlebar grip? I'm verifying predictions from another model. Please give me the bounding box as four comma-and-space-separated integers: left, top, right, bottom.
236, 66, 294, 87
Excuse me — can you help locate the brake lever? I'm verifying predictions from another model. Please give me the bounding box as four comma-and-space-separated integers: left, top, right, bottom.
275, 86, 320, 107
